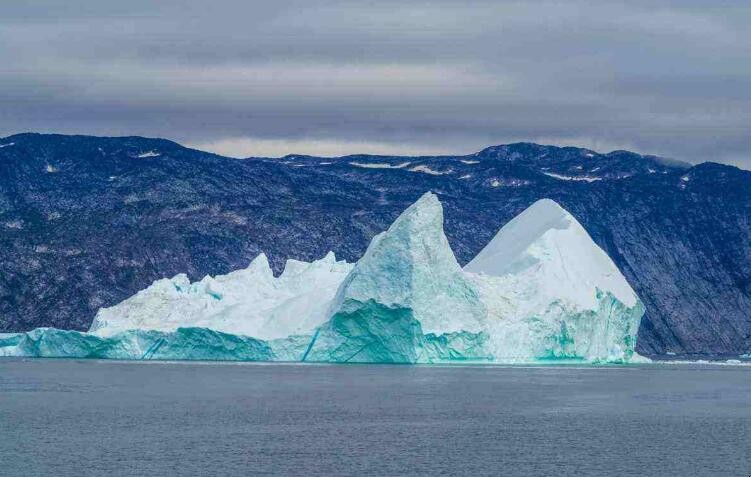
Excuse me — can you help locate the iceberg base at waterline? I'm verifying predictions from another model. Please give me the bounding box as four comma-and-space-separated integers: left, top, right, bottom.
0, 327, 276, 361
0, 324, 497, 363
301, 300, 494, 363
0, 323, 643, 363
1, 193, 647, 364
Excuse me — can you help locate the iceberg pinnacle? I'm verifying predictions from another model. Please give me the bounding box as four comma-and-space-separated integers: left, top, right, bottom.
465, 199, 644, 362
465, 199, 638, 309
304, 192, 487, 363
327, 192, 485, 334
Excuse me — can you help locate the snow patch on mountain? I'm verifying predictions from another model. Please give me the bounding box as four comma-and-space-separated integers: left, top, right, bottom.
409, 165, 451, 175
4, 220, 23, 229
350, 161, 410, 169
543, 172, 602, 182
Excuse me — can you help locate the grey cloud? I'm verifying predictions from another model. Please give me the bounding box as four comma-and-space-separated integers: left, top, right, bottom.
0, 0, 749, 167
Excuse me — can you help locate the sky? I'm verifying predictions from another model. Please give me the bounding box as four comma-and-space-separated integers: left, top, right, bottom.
1, 1, 749, 168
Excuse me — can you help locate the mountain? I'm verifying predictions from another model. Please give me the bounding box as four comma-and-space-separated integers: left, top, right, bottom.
1, 133, 749, 357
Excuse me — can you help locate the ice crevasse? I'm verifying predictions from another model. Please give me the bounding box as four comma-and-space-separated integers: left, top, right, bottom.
1, 193, 645, 363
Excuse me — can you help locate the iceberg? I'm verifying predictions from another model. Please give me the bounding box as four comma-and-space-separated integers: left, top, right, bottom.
0, 193, 645, 364
304, 193, 488, 363
464, 199, 644, 362
90, 251, 352, 340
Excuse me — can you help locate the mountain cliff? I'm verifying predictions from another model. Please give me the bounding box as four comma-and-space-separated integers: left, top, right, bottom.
1, 133, 749, 356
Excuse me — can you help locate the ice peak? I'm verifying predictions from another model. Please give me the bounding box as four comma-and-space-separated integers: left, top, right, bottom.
327, 191, 485, 333
516, 198, 575, 231
249, 252, 271, 270
465, 199, 638, 308
526, 198, 569, 217
378, 192, 443, 239
465, 199, 576, 275
240, 253, 273, 280
402, 191, 441, 215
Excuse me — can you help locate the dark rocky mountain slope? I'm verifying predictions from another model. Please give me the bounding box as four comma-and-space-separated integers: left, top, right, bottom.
1, 133, 749, 357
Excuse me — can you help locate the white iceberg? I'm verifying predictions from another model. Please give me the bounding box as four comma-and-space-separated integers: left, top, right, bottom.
90, 251, 353, 340
2, 193, 645, 364
304, 194, 643, 363
465, 199, 644, 362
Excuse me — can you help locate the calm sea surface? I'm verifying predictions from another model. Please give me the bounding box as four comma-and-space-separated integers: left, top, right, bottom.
0, 359, 749, 476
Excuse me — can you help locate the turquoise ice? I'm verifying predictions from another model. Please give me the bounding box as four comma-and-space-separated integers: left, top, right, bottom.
2, 327, 274, 361
304, 193, 490, 363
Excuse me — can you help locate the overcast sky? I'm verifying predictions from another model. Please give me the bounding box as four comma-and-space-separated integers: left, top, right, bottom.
1, 1, 749, 167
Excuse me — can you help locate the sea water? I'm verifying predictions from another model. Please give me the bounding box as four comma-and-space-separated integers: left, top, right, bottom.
0, 359, 749, 476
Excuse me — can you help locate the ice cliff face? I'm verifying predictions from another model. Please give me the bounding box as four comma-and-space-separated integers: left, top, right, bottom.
0, 192, 646, 363
0, 327, 275, 361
